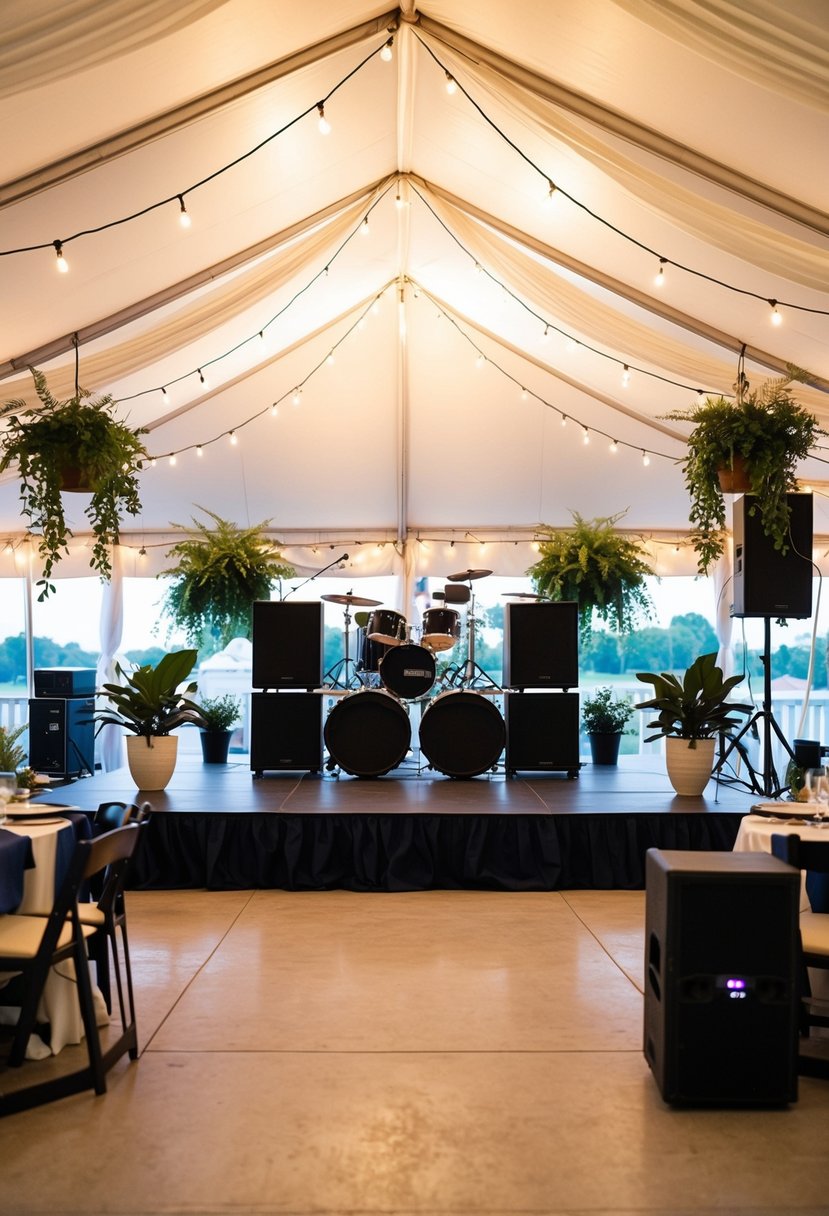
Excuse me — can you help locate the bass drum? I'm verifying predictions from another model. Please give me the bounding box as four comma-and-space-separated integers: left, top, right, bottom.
380, 643, 436, 699
419, 690, 505, 778
421, 607, 461, 653
324, 689, 411, 777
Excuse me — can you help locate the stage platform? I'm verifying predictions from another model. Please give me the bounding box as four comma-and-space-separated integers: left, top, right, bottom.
36, 754, 760, 893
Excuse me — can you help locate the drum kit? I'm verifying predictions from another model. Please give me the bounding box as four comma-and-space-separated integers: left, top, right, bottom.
319, 570, 505, 778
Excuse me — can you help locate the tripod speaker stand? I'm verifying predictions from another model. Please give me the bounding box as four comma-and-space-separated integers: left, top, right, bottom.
715, 616, 796, 799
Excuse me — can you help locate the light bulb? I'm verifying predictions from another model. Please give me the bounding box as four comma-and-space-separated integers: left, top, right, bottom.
582, 428, 590, 444
560, 414, 567, 427
139, 546, 147, 557
475, 353, 485, 368
395, 192, 404, 208
150, 457, 157, 468
198, 368, 206, 386
178, 195, 191, 229
621, 365, 631, 387
292, 388, 302, 405
520, 388, 528, 400
769, 299, 783, 326
161, 386, 169, 402
360, 217, 370, 236
380, 37, 393, 62
609, 440, 618, 453
445, 72, 457, 95
229, 431, 238, 446
545, 179, 556, 204
54, 240, 68, 273
317, 103, 331, 134
196, 445, 203, 457
655, 258, 665, 287
271, 403, 278, 417
169, 454, 177, 467
642, 450, 651, 467
326, 352, 335, 365
542, 324, 550, 343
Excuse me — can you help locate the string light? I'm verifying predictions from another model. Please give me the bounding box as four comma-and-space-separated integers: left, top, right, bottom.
292, 387, 302, 405
545, 179, 557, 204
271, 402, 278, 417
197, 368, 206, 386
161, 386, 169, 402
178, 195, 191, 229
54, 240, 68, 273
520, 387, 528, 400
150, 457, 157, 468
317, 103, 331, 135
609, 439, 618, 453
769, 299, 783, 326
138, 546, 147, 557
654, 258, 666, 287
475, 353, 485, 368
380, 36, 394, 62
229, 431, 238, 446
560, 414, 567, 427
621, 365, 631, 387
196, 445, 203, 456
445, 72, 457, 94
360, 217, 370, 236
326, 351, 335, 365
582, 427, 590, 444
541, 324, 550, 343
642, 450, 651, 467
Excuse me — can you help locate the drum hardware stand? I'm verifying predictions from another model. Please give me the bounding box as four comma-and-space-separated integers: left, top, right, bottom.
322, 599, 361, 691
441, 587, 500, 692
714, 616, 795, 798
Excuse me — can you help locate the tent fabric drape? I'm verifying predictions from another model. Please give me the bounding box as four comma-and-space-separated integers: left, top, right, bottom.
97, 544, 125, 773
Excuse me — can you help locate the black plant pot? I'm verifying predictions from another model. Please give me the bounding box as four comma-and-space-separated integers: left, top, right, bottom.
200, 730, 232, 764
588, 732, 622, 766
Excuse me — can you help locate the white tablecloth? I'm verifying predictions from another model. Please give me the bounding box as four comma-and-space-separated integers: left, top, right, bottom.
733, 814, 829, 911
0, 818, 108, 1058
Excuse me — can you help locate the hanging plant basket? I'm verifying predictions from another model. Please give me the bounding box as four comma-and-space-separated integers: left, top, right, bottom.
716, 454, 751, 495
58, 464, 94, 493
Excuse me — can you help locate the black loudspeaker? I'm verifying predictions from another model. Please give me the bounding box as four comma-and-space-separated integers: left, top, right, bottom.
644, 849, 799, 1105
505, 692, 580, 775
27, 697, 95, 777
250, 692, 322, 775
33, 667, 96, 698
731, 493, 812, 618
252, 601, 323, 689
502, 601, 579, 689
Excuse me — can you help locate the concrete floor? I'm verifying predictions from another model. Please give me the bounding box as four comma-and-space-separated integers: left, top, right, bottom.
1, 888, 828, 1215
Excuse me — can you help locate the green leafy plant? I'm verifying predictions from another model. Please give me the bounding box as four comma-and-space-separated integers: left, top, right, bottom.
160, 508, 295, 652
636, 652, 752, 748
0, 367, 147, 599
581, 687, 633, 734
0, 723, 28, 771
198, 693, 241, 732
14, 765, 38, 790
528, 511, 654, 638
663, 367, 820, 573
93, 649, 206, 743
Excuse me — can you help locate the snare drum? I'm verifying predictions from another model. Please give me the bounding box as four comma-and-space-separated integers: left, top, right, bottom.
323, 689, 411, 777
379, 643, 436, 699
367, 608, 406, 646
421, 607, 461, 652
419, 690, 505, 777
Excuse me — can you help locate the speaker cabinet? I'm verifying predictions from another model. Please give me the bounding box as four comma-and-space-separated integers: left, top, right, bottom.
27, 697, 95, 777
731, 493, 812, 618
505, 692, 580, 775
503, 601, 579, 689
250, 692, 322, 775
33, 667, 96, 698
644, 849, 799, 1105
252, 601, 323, 689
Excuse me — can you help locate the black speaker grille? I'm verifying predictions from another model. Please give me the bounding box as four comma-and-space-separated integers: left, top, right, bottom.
252, 601, 323, 688
503, 601, 579, 688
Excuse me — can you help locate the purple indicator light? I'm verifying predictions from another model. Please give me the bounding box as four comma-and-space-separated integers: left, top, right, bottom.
726, 978, 746, 990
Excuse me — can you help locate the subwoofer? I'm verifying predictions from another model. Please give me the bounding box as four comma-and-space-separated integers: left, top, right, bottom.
644, 849, 799, 1105
252, 601, 323, 689
250, 692, 322, 775
731, 493, 812, 618
27, 697, 95, 777
502, 601, 579, 689
504, 692, 580, 776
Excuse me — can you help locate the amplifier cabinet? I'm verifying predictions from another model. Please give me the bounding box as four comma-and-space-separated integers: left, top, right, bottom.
250, 692, 323, 775
27, 697, 95, 777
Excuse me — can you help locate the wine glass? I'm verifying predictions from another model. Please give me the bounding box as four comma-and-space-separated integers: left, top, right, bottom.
804, 767, 829, 816
0, 771, 16, 825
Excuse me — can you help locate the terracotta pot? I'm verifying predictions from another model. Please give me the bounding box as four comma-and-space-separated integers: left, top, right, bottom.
665, 736, 715, 796
126, 734, 178, 790
588, 732, 622, 765
717, 455, 750, 494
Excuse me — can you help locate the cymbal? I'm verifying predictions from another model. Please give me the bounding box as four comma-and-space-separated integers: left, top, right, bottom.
501, 591, 544, 599
321, 593, 381, 607
446, 568, 492, 582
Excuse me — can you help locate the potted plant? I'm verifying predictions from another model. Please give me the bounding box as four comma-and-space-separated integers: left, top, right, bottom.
198, 693, 241, 764
160, 508, 295, 654
663, 367, 820, 574
0, 367, 147, 599
93, 649, 206, 790
636, 652, 752, 795
528, 511, 654, 639
0, 723, 27, 773
581, 686, 634, 766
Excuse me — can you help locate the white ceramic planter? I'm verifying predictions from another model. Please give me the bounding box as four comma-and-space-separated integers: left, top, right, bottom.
126, 734, 178, 791
665, 736, 715, 796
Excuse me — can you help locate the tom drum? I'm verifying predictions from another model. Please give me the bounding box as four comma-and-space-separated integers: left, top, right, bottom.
379, 644, 436, 699
421, 607, 461, 653
419, 690, 505, 778
366, 608, 406, 646
323, 689, 411, 777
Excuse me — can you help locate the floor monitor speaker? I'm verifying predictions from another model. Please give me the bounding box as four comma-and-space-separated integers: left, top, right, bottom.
644, 849, 799, 1105
252, 601, 323, 689
504, 692, 580, 775
502, 601, 579, 689
27, 697, 95, 777
731, 493, 812, 618
250, 692, 322, 775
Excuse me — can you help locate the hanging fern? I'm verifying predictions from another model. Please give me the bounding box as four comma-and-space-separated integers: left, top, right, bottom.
528, 511, 654, 638
160, 508, 295, 652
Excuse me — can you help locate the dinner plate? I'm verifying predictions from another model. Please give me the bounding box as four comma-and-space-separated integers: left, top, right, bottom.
750, 802, 829, 822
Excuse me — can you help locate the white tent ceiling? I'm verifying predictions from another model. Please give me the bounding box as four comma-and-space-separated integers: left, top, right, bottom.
1, 0, 828, 585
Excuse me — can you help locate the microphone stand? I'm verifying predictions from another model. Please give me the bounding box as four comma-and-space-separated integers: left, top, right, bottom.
280, 553, 348, 600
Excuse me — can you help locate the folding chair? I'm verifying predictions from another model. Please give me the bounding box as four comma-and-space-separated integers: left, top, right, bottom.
0, 824, 140, 1116
771, 833, 829, 1079
88, 801, 151, 1011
